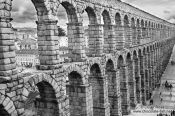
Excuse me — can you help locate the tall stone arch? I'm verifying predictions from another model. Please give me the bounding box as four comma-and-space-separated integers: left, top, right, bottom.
133, 50, 141, 103
117, 55, 130, 115
22, 74, 68, 116
126, 52, 136, 108
115, 12, 125, 50
89, 63, 110, 116
102, 9, 115, 53
105, 59, 121, 116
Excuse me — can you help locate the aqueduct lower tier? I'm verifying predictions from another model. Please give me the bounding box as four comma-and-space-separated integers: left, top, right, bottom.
1, 0, 175, 116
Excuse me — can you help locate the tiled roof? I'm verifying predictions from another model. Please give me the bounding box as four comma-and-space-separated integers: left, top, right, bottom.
18, 38, 37, 45
16, 49, 38, 55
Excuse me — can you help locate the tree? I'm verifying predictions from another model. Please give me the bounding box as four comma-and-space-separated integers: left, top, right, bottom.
58, 26, 66, 36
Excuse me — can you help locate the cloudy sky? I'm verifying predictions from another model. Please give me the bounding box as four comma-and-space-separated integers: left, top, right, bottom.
12, 0, 175, 28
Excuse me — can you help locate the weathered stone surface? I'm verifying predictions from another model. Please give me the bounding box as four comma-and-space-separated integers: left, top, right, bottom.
0, 0, 174, 116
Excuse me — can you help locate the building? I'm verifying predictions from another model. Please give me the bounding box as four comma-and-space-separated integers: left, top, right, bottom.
16, 36, 39, 68
16, 49, 39, 68
17, 37, 38, 50
59, 46, 69, 63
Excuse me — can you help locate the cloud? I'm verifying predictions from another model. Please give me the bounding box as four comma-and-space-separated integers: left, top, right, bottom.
122, 0, 175, 23
164, 10, 170, 14
12, 0, 175, 28
11, 0, 37, 27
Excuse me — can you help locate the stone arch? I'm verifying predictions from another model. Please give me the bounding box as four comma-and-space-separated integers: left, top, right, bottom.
60, 1, 79, 23
84, 6, 103, 56
88, 59, 103, 75
85, 6, 97, 24
138, 48, 146, 104
23, 74, 60, 116
126, 52, 136, 108
117, 55, 130, 115
141, 19, 145, 38
66, 64, 86, 84
58, 1, 87, 61
136, 18, 141, 44
124, 15, 131, 47
115, 12, 122, 26
67, 71, 89, 115
133, 50, 141, 103
105, 55, 116, 68
102, 9, 114, 53
115, 12, 123, 49
131, 17, 136, 45
0, 94, 17, 116
102, 10, 111, 25
89, 63, 107, 116
105, 59, 119, 115
124, 15, 129, 26
35, 81, 59, 116
143, 47, 150, 100
68, 71, 83, 85
145, 21, 148, 37
30, 0, 58, 20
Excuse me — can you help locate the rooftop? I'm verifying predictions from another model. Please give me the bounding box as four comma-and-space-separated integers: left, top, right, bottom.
16, 49, 38, 55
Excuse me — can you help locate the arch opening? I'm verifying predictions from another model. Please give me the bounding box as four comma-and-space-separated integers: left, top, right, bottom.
138, 49, 146, 104
124, 15, 131, 47
117, 56, 129, 115
115, 13, 123, 49
31, 81, 59, 116
89, 63, 105, 115
136, 19, 141, 44
131, 18, 136, 45
84, 7, 102, 56
105, 59, 119, 115
126, 53, 135, 107
66, 71, 88, 115
143, 48, 150, 100
133, 50, 140, 103
102, 10, 113, 53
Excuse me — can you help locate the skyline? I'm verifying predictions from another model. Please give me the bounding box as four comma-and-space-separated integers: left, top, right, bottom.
11, 0, 175, 28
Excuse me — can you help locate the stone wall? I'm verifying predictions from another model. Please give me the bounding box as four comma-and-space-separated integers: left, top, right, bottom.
0, 0, 175, 116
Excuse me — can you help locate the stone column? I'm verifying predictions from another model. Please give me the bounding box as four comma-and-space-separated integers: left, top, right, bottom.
151, 50, 155, 90
88, 24, 103, 57
157, 47, 161, 78
132, 26, 137, 46
139, 55, 146, 105
142, 27, 146, 39
66, 84, 93, 116
153, 49, 158, 86
136, 26, 142, 45
128, 60, 137, 108
0, 0, 17, 78
37, 20, 60, 69
120, 65, 130, 115
103, 25, 116, 53
134, 58, 141, 104
144, 53, 150, 100
108, 69, 122, 116
154, 48, 158, 85
90, 75, 110, 116
115, 25, 125, 50
67, 22, 86, 62
124, 25, 132, 48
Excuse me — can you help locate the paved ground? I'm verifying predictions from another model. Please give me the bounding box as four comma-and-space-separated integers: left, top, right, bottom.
128, 46, 175, 116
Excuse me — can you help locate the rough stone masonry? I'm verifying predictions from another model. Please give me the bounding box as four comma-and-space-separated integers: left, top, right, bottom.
0, 0, 175, 116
